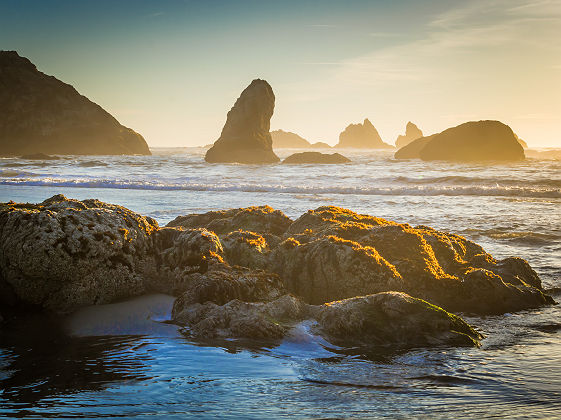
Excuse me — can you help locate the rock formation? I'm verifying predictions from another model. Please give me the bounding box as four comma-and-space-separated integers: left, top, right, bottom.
394, 121, 525, 161
335, 119, 393, 149
310, 141, 332, 148
271, 130, 311, 148
282, 152, 351, 164
2, 196, 555, 349
395, 122, 423, 148
0, 51, 150, 156
205, 79, 279, 164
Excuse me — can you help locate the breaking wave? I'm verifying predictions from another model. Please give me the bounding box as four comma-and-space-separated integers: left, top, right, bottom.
1, 177, 560, 198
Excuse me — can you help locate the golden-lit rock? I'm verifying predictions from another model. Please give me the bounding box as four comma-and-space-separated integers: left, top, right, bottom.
167, 205, 292, 237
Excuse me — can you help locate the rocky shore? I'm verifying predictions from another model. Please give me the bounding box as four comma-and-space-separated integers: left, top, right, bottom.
1, 195, 555, 349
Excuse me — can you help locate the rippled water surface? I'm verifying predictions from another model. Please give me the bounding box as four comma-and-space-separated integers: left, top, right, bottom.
1, 148, 560, 418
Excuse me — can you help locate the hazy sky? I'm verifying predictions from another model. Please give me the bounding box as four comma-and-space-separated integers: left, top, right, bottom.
1, 0, 560, 147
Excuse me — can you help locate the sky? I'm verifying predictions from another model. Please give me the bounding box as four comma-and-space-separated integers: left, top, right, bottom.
1, 0, 560, 147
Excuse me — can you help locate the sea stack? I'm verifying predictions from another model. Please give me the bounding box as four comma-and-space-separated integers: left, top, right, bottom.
336, 119, 393, 149
395, 120, 525, 162
395, 122, 423, 148
205, 79, 279, 164
0, 51, 150, 156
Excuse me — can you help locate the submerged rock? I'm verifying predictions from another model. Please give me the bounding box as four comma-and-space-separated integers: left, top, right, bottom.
0, 51, 150, 156
395, 122, 423, 148
336, 119, 393, 149
282, 152, 351, 164
205, 79, 280, 164
394, 121, 525, 161
271, 130, 311, 148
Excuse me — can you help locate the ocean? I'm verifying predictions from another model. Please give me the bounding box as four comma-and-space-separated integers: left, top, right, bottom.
1, 147, 560, 418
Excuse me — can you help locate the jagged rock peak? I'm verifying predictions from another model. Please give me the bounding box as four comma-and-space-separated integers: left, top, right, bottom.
395, 121, 423, 148
336, 118, 393, 149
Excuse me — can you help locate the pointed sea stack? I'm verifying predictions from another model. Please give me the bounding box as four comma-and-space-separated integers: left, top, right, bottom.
0, 51, 150, 156
335, 119, 393, 149
205, 79, 279, 164
395, 122, 423, 148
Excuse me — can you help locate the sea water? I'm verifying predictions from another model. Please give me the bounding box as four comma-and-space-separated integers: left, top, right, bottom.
0, 148, 560, 418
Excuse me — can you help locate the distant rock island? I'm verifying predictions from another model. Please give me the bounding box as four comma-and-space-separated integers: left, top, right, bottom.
271, 129, 311, 148
336, 119, 393, 149
310, 141, 331, 148
271, 130, 334, 149
282, 152, 351, 164
395, 120, 525, 161
205, 79, 279, 164
0, 51, 150, 156
395, 122, 423, 148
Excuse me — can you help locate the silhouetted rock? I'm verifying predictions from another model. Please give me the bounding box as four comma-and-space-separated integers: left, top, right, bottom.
394, 121, 525, 161
336, 119, 393, 149
19, 153, 60, 160
282, 152, 351, 164
0, 51, 150, 156
395, 122, 423, 148
271, 129, 311, 148
310, 141, 332, 148
205, 79, 279, 164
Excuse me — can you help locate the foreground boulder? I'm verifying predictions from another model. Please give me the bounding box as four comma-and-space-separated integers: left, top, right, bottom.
205, 79, 279, 164
0, 195, 157, 313
176, 205, 553, 315
395, 121, 423, 148
0, 196, 553, 349
271, 130, 311, 148
395, 120, 525, 161
335, 119, 393, 149
282, 152, 351, 164
0, 51, 150, 156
